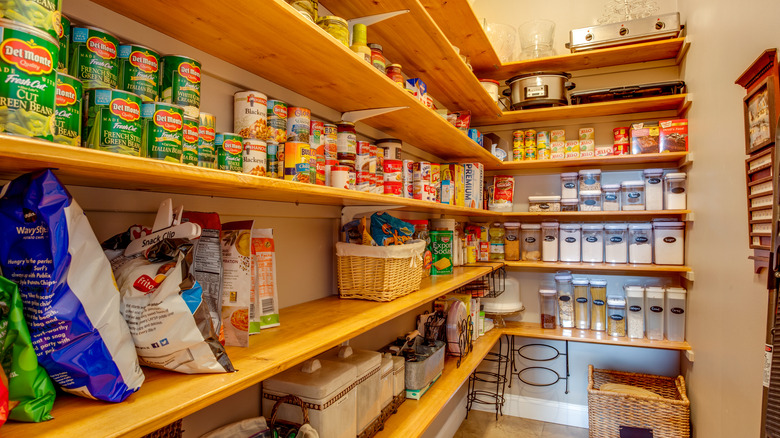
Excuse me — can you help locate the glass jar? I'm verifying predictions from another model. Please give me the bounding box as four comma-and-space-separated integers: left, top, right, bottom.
559, 224, 581, 262
621, 180, 645, 211
628, 223, 653, 264
503, 222, 521, 261
607, 296, 627, 337
664, 172, 687, 210
579, 190, 602, 211
645, 286, 665, 340
665, 287, 687, 342
521, 223, 542, 261
561, 172, 578, 198
653, 221, 684, 265
316, 16, 349, 46
581, 224, 604, 263
625, 285, 645, 339
539, 288, 557, 329
541, 222, 559, 262
572, 277, 590, 329
560, 198, 579, 212
286, 0, 316, 21
368, 43, 386, 72
489, 222, 505, 261
578, 169, 601, 191
554, 273, 574, 328
602, 184, 621, 211
589, 279, 607, 331
386, 63, 404, 86
644, 168, 664, 210
604, 224, 628, 263
336, 121, 357, 162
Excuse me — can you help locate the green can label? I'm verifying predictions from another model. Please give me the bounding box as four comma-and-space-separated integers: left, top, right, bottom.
142, 102, 183, 162
198, 112, 216, 168
161, 55, 200, 118
118, 44, 159, 102
57, 14, 69, 72
53, 73, 81, 146
430, 230, 453, 275
84, 88, 142, 155
216, 132, 242, 172
0, 23, 57, 141
266, 141, 278, 178
1, 0, 62, 40
182, 116, 198, 165
70, 26, 118, 88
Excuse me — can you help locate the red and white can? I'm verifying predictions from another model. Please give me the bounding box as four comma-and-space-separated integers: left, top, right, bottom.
413, 161, 431, 201
324, 158, 338, 186
384, 159, 403, 183
403, 159, 414, 198
330, 165, 350, 190
613, 126, 629, 155
384, 181, 402, 196
323, 123, 337, 160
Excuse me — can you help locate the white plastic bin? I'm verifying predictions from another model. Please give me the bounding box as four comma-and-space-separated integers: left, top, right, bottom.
541, 222, 559, 262
664, 172, 687, 210
582, 224, 604, 263
625, 285, 645, 339
559, 224, 582, 262
666, 287, 687, 342
602, 184, 621, 211
653, 221, 685, 265
604, 224, 628, 263
621, 180, 645, 211
645, 287, 665, 341
628, 223, 653, 264
644, 168, 664, 210
561, 172, 578, 198
320, 346, 382, 435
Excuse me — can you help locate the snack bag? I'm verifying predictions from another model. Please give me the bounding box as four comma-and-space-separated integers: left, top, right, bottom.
0, 170, 144, 402
0, 276, 55, 422
250, 229, 280, 333
370, 212, 414, 246
221, 221, 253, 347
0, 367, 7, 427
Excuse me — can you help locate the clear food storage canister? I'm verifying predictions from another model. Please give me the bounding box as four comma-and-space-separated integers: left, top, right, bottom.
625, 285, 645, 339
581, 224, 604, 263
541, 222, 559, 262
561, 172, 578, 198
554, 273, 574, 328
539, 288, 557, 329
645, 286, 665, 341
579, 190, 602, 211
521, 223, 542, 261
628, 223, 653, 264
653, 221, 684, 265
621, 180, 645, 211
665, 286, 687, 342
559, 224, 582, 262
604, 224, 628, 263
589, 279, 607, 331
602, 184, 621, 211
607, 296, 627, 337
560, 198, 579, 212
503, 222, 521, 261
579, 169, 601, 191
664, 172, 687, 210
573, 277, 590, 329
644, 168, 664, 211
529, 195, 561, 212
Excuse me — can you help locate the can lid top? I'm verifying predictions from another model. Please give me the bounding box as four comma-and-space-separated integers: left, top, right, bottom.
317, 15, 348, 25
368, 43, 383, 50
337, 121, 355, 126
387, 63, 403, 69
377, 138, 402, 144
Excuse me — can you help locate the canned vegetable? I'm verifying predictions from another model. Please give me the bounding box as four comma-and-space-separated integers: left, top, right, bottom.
84, 88, 143, 155
216, 132, 243, 172
70, 25, 119, 88
141, 101, 183, 162
161, 54, 201, 118
118, 44, 160, 102
53, 72, 81, 146
182, 116, 198, 165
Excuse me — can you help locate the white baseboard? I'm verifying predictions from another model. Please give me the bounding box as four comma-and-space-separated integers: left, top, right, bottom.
471, 394, 589, 429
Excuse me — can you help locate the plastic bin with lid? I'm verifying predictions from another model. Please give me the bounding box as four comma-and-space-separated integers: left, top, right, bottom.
579, 190, 602, 211
503, 221, 521, 261
604, 224, 628, 263
541, 222, 559, 262
590, 279, 608, 331
653, 221, 684, 265
559, 224, 582, 262
578, 169, 601, 191
644, 168, 664, 210
628, 223, 653, 264
561, 197, 579, 212
573, 277, 590, 329
380, 353, 394, 410
262, 358, 357, 438
521, 223, 542, 261
555, 272, 574, 328
645, 286, 666, 340
666, 287, 687, 342
664, 172, 687, 210
607, 296, 627, 337
625, 285, 645, 339
602, 184, 621, 211
539, 288, 557, 329
621, 180, 645, 211
529, 195, 561, 212
582, 224, 604, 263
389, 354, 405, 399
320, 346, 381, 435
561, 172, 578, 198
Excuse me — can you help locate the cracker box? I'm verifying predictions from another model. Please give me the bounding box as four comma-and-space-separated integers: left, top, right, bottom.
463, 162, 484, 209
430, 230, 454, 275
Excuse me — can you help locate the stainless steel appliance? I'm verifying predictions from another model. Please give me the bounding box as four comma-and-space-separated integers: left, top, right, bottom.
505, 72, 575, 110
566, 12, 681, 52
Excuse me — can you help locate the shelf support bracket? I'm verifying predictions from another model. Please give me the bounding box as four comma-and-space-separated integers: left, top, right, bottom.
348, 10, 409, 28
341, 205, 403, 226
341, 107, 408, 124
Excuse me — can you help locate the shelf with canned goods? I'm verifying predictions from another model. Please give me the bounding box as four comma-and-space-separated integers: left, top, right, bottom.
503, 260, 692, 275
0, 264, 501, 438
90, 0, 500, 165
483, 151, 691, 172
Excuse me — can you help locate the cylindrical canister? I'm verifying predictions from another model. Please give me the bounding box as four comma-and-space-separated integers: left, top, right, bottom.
266, 140, 279, 178
84, 88, 143, 155
336, 121, 356, 161
512, 130, 524, 161
403, 159, 414, 198
242, 138, 267, 176
118, 44, 160, 102
330, 165, 350, 190
323, 123, 338, 160
198, 112, 217, 168
141, 101, 184, 162
284, 141, 311, 183
286, 106, 310, 142
181, 116, 199, 165
53, 73, 82, 146
161, 54, 201, 118
234, 90, 267, 139
216, 132, 243, 172
265, 99, 287, 143
70, 25, 119, 89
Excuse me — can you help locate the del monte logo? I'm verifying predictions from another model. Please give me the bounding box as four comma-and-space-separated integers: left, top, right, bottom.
56, 83, 77, 106
273, 105, 286, 118
87, 36, 117, 60
1, 38, 53, 75
200, 126, 215, 142
178, 62, 201, 83
110, 98, 141, 122
183, 123, 199, 143
153, 109, 183, 132
130, 50, 158, 73
223, 139, 242, 154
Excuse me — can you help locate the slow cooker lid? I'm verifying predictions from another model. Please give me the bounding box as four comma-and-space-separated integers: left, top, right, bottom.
506, 71, 571, 85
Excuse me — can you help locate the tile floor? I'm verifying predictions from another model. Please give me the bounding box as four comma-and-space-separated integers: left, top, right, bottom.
455, 410, 589, 438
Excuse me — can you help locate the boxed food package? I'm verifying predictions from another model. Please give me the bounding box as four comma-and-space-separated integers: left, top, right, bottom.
550, 141, 565, 159
468, 128, 483, 146
430, 163, 441, 203
464, 162, 484, 209
405, 78, 427, 103
659, 119, 688, 152
550, 129, 566, 143
221, 221, 254, 347
630, 122, 661, 154
489, 175, 514, 212
447, 111, 471, 132
430, 230, 454, 275
250, 229, 280, 332
565, 140, 580, 159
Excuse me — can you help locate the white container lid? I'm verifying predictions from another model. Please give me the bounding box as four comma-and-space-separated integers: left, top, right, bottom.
625, 285, 645, 297
561, 172, 578, 178
572, 278, 590, 286
607, 296, 626, 307
321, 346, 381, 377
645, 286, 666, 298
541, 221, 559, 228
653, 221, 685, 228
579, 190, 602, 196
602, 184, 620, 191
560, 224, 581, 230
521, 223, 542, 230
529, 195, 562, 202
582, 224, 604, 230
621, 180, 645, 187
643, 168, 664, 177
264, 358, 357, 400
605, 224, 628, 230
579, 169, 601, 175
554, 273, 573, 281
665, 172, 687, 180
561, 198, 579, 205
666, 287, 687, 297
628, 223, 652, 230
539, 288, 557, 295
589, 279, 607, 286
504, 221, 521, 228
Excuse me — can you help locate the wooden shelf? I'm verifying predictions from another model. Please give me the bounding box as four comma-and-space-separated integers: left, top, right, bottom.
502, 321, 691, 351
500, 210, 692, 221
485, 151, 690, 171
474, 94, 689, 126
503, 261, 692, 274
319, 0, 501, 119
1, 266, 497, 438
0, 136, 502, 217
90, 0, 500, 164
476, 38, 689, 81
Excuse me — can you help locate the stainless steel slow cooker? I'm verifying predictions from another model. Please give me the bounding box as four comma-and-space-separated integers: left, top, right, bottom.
505, 71, 575, 110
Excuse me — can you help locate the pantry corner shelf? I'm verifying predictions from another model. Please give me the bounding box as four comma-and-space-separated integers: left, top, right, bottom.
0, 266, 497, 438
484, 151, 690, 171
500, 210, 692, 220
503, 261, 692, 274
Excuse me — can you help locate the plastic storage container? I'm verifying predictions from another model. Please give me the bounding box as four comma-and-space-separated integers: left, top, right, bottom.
573, 277, 590, 329
541, 222, 559, 262
559, 224, 582, 262
561, 198, 579, 212
644, 168, 664, 210
666, 287, 687, 342
604, 224, 628, 263
529, 195, 561, 212
579, 169, 601, 191
653, 222, 684, 265
579, 190, 603, 211
582, 224, 604, 263
625, 285, 645, 339
390, 355, 405, 399
628, 223, 653, 264
607, 296, 627, 337
503, 222, 521, 261
263, 358, 358, 438
645, 286, 665, 341
664, 172, 687, 210
561, 172, 578, 198
555, 273, 574, 328
589, 279, 607, 331
539, 288, 557, 329
621, 180, 645, 211
521, 223, 542, 261
489, 222, 505, 261
379, 354, 394, 410
320, 346, 382, 435
602, 184, 621, 211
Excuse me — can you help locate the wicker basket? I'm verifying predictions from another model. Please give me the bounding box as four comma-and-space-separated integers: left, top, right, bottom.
587, 365, 690, 438
142, 419, 182, 438
336, 241, 425, 301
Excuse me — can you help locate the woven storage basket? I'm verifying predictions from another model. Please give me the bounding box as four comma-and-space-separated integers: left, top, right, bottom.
587, 365, 690, 438
336, 241, 425, 302
142, 419, 182, 438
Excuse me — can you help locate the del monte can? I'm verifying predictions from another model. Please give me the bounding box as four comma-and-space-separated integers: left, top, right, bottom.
216, 132, 242, 172
141, 101, 183, 163
0, 19, 58, 141
70, 25, 119, 88
161, 54, 200, 118
0, 0, 63, 40
53, 72, 82, 146
182, 116, 198, 165
198, 111, 216, 168
118, 44, 160, 102
58, 14, 70, 72
84, 88, 142, 156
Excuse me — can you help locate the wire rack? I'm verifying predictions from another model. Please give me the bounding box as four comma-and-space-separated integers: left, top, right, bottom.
456, 266, 506, 298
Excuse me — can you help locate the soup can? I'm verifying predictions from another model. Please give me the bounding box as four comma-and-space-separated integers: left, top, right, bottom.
309, 120, 323, 183
284, 141, 311, 183
315, 152, 326, 185
216, 132, 243, 172
118, 44, 160, 102
242, 138, 267, 176
286, 106, 310, 142
613, 126, 629, 155
141, 101, 184, 162
53, 73, 82, 146
70, 25, 119, 89
84, 88, 143, 155
324, 158, 337, 186
403, 159, 414, 198
234, 90, 267, 139
383, 159, 402, 183
323, 123, 337, 160
384, 181, 402, 196
182, 116, 199, 165
265, 99, 287, 143
161, 54, 201, 118
330, 165, 350, 190
58, 14, 70, 72
266, 140, 279, 178
198, 112, 217, 168
1, 0, 62, 39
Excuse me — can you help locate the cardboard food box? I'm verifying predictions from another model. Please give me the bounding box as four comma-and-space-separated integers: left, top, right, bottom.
630, 122, 661, 154
659, 119, 689, 152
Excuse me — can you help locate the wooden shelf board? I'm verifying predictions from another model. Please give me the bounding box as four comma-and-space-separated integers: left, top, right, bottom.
0, 136, 501, 217
319, 0, 501, 119
476, 38, 688, 81
499, 210, 692, 220
502, 321, 691, 351
485, 152, 689, 171
90, 0, 498, 163
474, 94, 688, 126
503, 261, 692, 273
1, 266, 496, 438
